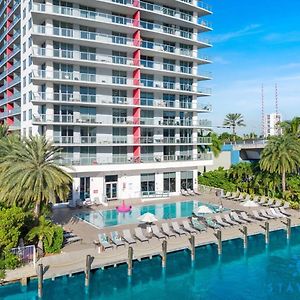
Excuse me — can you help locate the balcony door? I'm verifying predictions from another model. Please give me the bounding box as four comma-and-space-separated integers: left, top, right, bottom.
105, 175, 118, 200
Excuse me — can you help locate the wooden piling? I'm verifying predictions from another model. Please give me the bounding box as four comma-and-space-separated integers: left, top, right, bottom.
216, 229, 222, 255
127, 247, 133, 276
161, 240, 167, 268
37, 263, 43, 299
189, 235, 195, 261
265, 221, 270, 245
286, 217, 291, 239
242, 226, 248, 249
85, 254, 91, 287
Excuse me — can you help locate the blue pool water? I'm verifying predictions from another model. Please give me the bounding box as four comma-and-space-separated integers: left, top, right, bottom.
76, 200, 223, 228
2, 228, 300, 299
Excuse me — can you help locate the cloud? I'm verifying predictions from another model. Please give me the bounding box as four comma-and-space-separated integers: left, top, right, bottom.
264, 31, 300, 43
213, 56, 231, 65
212, 24, 262, 43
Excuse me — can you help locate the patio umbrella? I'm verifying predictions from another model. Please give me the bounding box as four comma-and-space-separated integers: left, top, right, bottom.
138, 213, 158, 234
241, 200, 259, 207
196, 205, 214, 214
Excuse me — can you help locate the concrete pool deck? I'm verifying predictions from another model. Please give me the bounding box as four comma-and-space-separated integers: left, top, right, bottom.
4, 192, 300, 284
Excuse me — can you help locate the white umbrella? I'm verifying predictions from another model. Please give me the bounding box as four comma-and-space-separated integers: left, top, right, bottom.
138, 212, 158, 223
196, 205, 214, 214
241, 200, 259, 207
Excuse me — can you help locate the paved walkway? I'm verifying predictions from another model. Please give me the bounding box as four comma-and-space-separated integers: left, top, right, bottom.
4, 193, 300, 283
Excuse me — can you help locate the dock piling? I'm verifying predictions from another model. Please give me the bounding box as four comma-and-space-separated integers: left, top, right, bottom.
85, 254, 92, 287
37, 263, 43, 299
216, 229, 222, 255
242, 226, 248, 249
189, 235, 195, 261
286, 217, 291, 239
127, 247, 133, 276
265, 221, 270, 245
161, 240, 167, 268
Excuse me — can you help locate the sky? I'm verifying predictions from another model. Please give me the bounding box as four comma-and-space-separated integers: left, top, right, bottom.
201, 0, 300, 135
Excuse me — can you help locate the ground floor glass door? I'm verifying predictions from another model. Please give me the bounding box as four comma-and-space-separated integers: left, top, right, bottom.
105, 175, 118, 200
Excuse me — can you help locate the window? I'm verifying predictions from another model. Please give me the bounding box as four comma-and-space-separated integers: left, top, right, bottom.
22, 24, 26, 36
112, 51, 127, 65
79, 5, 96, 18
54, 84, 73, 101
141, 74, 154, 87
180, 43, 193, 56
28, 91, 32, 102
23, 42, 26, 53
140, 92, 154, 106
163, 58, 175, 71
112, 90, 127, 104
112, 13, 127, 25
180, 78, 193, 91
80, 86, 96, 102
112, 70, 127, 84
80, 66, 96, 81
180, 26, 193, 39
181, 171, 193, 190
180, 61, 192, 74
141, 173, 155, 195
141, 37, 154, 49
163, 94, 175, 107
28, 109, 32, 120
179, 95, 192, 108
80, 177, 90, 200
80, 46, 96, 61
54, 42, 73, 58
141, 55, 154, 68
112, 32, 127, 44
164, 172, 176, 192
140, 19, 154, 30
163, 76, 175, 89
80, 106, 96, 122
23, 59, 26, 70
23, 94, 26, 104
163, 41, 175, 53
23, 111, 26, 121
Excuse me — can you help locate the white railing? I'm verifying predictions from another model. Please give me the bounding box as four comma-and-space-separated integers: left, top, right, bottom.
11, 245, 36, 267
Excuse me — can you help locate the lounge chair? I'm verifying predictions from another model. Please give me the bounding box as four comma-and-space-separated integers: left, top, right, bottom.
271, 200, 282, 208
252, 210, 267, 221
187, 188, 195, 196
279, 207, 291, 217
134, 228, 148, 242
244, 194, 252, 202
253, 196, 259, 202
181, 189, 189, 196
269, 208, 284, 218
64, 235, 82, 245
110, 231, 125, 247
283, 202, 290, 209
83, 198, 93, 206
234, 194, 244, 202
172, 222, 187, 236
222, 192, 231, 199
214, 215, 231, 227
204, 217, 221, 229
262, 199, 274, 207
223, 214, 239, 225
98, 233, 113, 250
274, 208, 287, 218
228, 192, 238, 200
152, 225, 166, 239
258, 196, 267, 205
191, 218, 207, 231
122, 229, 136, 245
182, 220, 197, 234
193, 189, 201, 195
230, 212, 247, 224
260, 209, 275, 219
161, 223, 176, 237
240, 212, 254, 222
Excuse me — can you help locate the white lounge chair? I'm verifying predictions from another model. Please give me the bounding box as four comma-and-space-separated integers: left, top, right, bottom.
271, 200, 282, 208
171, 222, 187, 236
182, 220, 197, 234
228, 192, 238, 200
230, 212, 247, 224
134, 228, 148, 242
258, 196, 267, 205
274, 208, 287, 218
283, 202, 290, 209
214, 215, 231, 227
253, 196, 259, 202
110, 231, 125, 247
98, 233, 113, 250
240, 212, 253, 223
161, 223, 176, 237
181, 189, 189, 196
122, 229, 136, 245
260, 209, 275, 219
222, 192, 231, 199
279, 207, 291, 217
269, 208, 285, 218
152, 225, 166, 239
244, 194, 251, 202
234, 194, 244, 202
262, 199, 274, 207
223, 214, 239, 225
252, 210, 267, 221
187, 188, 195, 196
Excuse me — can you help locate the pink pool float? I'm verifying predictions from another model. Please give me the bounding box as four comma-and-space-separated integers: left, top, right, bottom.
116, 200, 132, 213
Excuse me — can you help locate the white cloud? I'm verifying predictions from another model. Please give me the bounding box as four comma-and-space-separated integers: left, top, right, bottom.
212, 24, 262, 43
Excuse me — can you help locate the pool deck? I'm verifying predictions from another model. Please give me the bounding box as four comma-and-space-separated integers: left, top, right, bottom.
4, 192, 300, 284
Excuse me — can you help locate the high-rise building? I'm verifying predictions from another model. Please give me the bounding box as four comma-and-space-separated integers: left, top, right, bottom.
264, 113, 282, 137
0, 0, 213, 204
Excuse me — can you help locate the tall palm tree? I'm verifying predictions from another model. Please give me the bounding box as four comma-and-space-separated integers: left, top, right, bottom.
210, 132, 222, 158
223, 113, 246, 136
0, 136, 73, 217
0, 123, 9, 139
260, 134, 300, 192
280, 117, 300, 137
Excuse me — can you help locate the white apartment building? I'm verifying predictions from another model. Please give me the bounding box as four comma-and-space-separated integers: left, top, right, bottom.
0, 0, 213, 204
264, 113, 282, 137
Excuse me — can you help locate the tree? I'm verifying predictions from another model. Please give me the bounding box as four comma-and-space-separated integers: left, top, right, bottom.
210, 132, 222, 158
0, 135, 73, 217
223, 113, 246, 136
0, 124, 9, 139
280, 117, 300, 137
260, 134, 300, 192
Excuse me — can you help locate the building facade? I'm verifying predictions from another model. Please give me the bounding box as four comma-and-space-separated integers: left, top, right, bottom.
264, 113, 282, 137
0, 0, 213, 204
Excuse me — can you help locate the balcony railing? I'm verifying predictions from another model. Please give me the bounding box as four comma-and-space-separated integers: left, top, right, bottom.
57, 152, 213, 166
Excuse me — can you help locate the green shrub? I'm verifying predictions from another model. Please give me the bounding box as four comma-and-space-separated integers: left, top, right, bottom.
0, 268, 5, 280
290, 202, 300, 210
44, 226, 63, 254
3, 252, 21, 270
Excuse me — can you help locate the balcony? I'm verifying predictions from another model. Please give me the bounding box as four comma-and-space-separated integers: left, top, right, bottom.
0, 76, 21, 94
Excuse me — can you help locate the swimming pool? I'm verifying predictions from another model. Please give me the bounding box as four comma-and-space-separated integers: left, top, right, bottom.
76, 200, 223, 228
2, 228, 300, 299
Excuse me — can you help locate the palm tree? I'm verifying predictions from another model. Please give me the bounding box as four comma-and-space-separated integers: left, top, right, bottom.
260, 134, 300, 192
210, 132, 222, 158
0, 123, 9, 139
27, 216, 55, 252
280, 117, 300, 137
223, 113, 246, 136
0, 135, 73, 217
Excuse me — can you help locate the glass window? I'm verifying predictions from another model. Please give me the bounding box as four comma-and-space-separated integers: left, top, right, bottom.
80, 177, 90, 200
181, 171, 193, 190
164, 172, 176, 192
141, 173, 155, 195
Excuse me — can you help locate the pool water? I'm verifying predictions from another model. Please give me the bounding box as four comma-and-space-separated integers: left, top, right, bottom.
77, 200, 223, 228
2, 228, 300, 299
